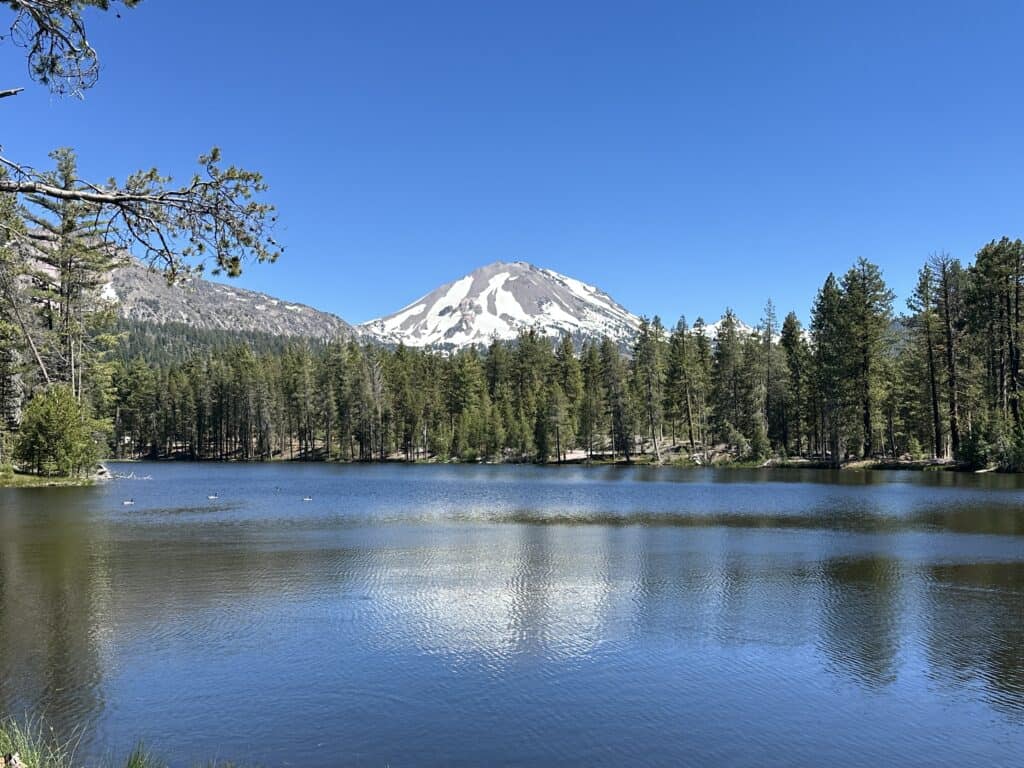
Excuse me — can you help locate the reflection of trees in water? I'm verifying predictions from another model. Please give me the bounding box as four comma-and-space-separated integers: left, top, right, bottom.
0, 500, 110, 738
715, 550, 820, 647
818, 556, 902, 688
0, 505, 366, 741
911, 506, 1024, 536
627, 527, 680, 636
924, 563, 1024, 718
3, 485, 1023, 752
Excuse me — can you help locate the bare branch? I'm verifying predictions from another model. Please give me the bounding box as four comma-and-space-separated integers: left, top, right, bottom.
0, 87, 25, 99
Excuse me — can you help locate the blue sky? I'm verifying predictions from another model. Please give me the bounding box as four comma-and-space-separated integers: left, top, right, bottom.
5, 1, 1023, 325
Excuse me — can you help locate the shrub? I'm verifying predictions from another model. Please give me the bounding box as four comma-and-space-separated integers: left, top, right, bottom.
13, 386, 103, 477
906, 436, 923, 460
996, 426, 1024, 472
723, 421, 750, 458
748, 421, 770, 461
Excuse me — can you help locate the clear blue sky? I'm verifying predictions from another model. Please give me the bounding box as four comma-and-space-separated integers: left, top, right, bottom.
5, 1, 1023, 325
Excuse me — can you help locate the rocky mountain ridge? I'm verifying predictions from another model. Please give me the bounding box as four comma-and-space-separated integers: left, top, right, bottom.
106, 260, 355, 340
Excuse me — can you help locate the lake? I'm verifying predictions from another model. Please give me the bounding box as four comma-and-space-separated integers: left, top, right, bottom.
0, 463, 1022, 767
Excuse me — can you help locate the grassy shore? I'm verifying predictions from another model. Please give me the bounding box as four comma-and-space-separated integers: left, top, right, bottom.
0, 718, 237, 768
0, 718, 150, 768
0, 472, 95, 488
0, 467, 96, 488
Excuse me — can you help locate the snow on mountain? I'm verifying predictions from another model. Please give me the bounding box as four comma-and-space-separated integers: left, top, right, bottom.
360, 261, 642, 348
700, 316, 758, 339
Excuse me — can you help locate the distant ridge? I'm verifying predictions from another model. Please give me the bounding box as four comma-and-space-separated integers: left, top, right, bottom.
106, 259, 355, 340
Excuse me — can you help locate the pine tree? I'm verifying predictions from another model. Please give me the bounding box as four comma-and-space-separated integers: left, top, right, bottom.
554, 334, 583, 456
22, 148, 120, 399
579, 341, 606, 460
690, 318, 713, 459
811, 274, 845, 465
601, 337, 632, 460
839, 258, 895, 458
760, 299, 778, 447
712, 309, 744, 451
631, 317, 665, 461
908, 264, 944, 458
779, 311, 809, 456
664, 317, 698, 451
0, 186, 25, 461
931, 253, 965, 459
15, 384, 102, 476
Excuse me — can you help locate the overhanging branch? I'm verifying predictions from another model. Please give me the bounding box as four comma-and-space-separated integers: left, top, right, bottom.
0, 149, 281, 278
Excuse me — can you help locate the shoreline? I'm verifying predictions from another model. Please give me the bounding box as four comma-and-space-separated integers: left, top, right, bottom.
0, 472, 97, 488
3, 457, 1002, 488
0, 464, 109, 489
101, 456, 987, 473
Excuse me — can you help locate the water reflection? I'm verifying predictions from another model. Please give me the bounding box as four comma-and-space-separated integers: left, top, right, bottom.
0, 492, 109, 738
0, 465, 1021, 766
820, 556, 902, 687
924, 562, 1024, 716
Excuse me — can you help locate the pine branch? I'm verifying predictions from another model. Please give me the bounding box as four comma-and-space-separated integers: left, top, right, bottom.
0, 149, 281, 278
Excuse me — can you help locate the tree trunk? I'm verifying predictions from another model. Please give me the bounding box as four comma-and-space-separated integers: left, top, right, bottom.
939, 266, 961, 458
684, 385, 695, 451
925, 317, 943, 458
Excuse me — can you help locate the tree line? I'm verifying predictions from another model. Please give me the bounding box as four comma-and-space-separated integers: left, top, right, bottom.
69, 241, 1024, 471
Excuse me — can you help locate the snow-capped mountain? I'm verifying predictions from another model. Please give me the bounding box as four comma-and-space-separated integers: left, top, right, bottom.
360, 261, 642, 348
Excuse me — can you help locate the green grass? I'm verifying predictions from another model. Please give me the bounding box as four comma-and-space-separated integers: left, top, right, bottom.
0, 718, 78, 768
121, 744, 162, 768
0, 718, 244, 768
0, 472, 95, 488
0, 465, 96, 488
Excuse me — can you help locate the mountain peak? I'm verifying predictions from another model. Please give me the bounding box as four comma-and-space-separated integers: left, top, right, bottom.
360, 262, 640, 348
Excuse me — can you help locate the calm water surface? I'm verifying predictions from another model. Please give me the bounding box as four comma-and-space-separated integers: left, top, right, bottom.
0, 463, 1022, 766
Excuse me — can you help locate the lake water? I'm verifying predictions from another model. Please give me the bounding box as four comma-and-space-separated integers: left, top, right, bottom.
0, 463, 1022, 767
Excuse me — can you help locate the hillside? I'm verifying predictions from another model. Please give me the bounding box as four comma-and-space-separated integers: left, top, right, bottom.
107, 259, 354, 340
